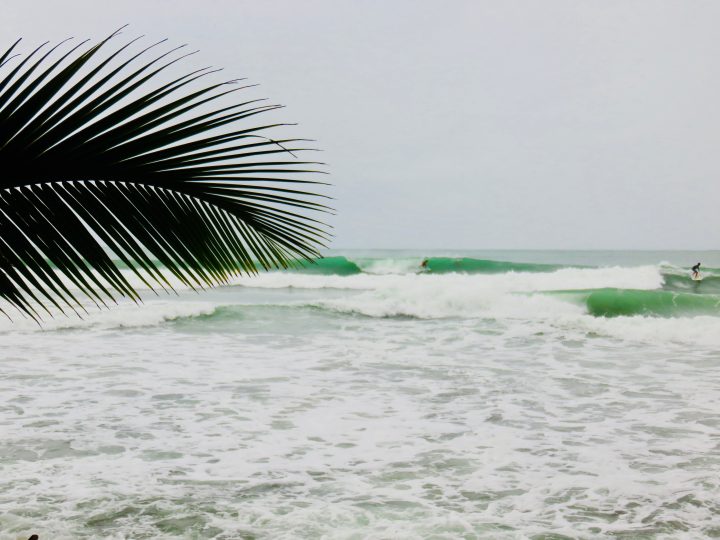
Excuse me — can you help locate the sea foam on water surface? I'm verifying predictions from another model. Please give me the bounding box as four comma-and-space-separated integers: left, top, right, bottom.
1, 262, 715, 346
0, 300, 218, 334
2, 287, 719, 538
2, 255, 720, 538
232, 263, 665, 292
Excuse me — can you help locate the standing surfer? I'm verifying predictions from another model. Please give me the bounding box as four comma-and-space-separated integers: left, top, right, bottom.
691, 262, 701, 279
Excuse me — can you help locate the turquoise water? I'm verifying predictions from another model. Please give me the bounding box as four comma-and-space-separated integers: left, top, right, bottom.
1, 250, 720, 539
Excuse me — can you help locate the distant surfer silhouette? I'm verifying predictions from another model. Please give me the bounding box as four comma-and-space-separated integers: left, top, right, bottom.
691, 262, 701, 279
420, 259, 428, 270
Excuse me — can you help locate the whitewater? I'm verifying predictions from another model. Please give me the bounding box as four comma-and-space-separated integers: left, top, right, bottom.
2, 250, 720, 539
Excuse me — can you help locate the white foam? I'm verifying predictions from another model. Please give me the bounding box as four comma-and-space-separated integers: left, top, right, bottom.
3, 260, 720, 538
3, 298, 719, 538
0, 300, 217, 333
573, 314, 720, 348
353, 257, 424, 275
261, 265, 662, 320
235, 265, 664, 293
314, 283, 584, 320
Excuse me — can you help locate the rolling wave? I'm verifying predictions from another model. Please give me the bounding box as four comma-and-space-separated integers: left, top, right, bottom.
420, 257, 566, 274
555, 288, 720, 318
285, 256, 568, 275
661, 273, 720, 293
234, 265, 664, 293
4, 257, 718, 331
290, 256, 363, 275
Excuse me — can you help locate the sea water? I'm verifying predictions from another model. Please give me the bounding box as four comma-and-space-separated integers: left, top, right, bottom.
1, 250, 720, 539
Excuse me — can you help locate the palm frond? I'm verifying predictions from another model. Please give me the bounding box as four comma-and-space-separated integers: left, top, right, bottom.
0, 29, 331, 321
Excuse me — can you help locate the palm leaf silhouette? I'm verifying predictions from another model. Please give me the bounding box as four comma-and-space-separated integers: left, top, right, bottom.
0, 28, 330, 321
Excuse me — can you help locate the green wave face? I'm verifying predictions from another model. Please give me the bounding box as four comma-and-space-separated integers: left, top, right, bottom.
290, 256, 363, 276
282, 256, 567, 275
573, 288, 720, 317
661, 273, 720, 294
423, 257, 564, 274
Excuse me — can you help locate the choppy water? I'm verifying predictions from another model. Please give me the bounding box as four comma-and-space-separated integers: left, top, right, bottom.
2, 250, 720, 539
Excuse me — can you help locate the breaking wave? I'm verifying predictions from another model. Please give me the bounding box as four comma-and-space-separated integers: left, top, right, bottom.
285, 256, 568, 275
4, 257, 719, 337
557, 288, 720, 317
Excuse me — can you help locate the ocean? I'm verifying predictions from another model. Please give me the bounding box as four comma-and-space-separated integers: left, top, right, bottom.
1, 250, 720, 539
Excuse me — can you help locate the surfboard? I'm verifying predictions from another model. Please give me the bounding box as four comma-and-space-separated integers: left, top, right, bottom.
691, 273, 702, 282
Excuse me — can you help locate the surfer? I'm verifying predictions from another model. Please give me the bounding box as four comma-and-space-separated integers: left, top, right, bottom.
691, 262, 701, 279
420, 258, 429, 270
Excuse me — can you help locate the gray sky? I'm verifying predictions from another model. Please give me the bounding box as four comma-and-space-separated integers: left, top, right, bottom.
3, 0, 720, 249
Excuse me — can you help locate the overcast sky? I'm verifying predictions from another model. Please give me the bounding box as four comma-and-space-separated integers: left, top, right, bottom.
3, 0, 719, 249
